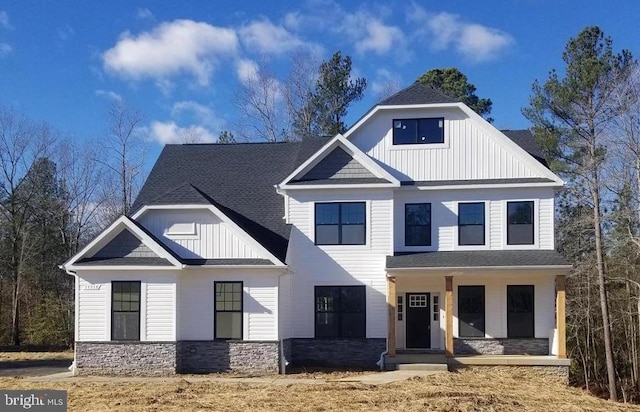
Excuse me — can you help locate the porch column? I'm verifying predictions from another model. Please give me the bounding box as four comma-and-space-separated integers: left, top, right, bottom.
387, 276, 396, 357
445, 276, 454, 358
556, 274, 567, 359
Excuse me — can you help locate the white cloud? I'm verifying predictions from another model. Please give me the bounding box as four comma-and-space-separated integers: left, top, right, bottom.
102, 20, 239, 87
95, 89, 123, 102
352, 18, 404, 55
0, 11, 11, 30
148, 121, 216, 144
410, 6, 514, 63
136, 8, 154, 20
239, 18, 316, 55
236, 58, 259, 84
171, 101, 223, 129
0, 43, 11, 57
371, 68, 401, 96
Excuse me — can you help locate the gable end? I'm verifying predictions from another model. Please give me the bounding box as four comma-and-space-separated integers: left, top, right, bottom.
91, 230, 159, 259
296, 147, 377, 182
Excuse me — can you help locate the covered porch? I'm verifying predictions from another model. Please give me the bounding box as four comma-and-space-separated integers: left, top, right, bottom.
384, 250, 571, 369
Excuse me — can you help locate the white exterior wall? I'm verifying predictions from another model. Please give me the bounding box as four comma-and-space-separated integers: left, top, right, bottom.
286, 189, 393, 339
75, 271, 177, 342
349, 107, 549, 182
394, 187, 555, 252
278, 273, 292, 339
177, 269, 280, 341
139, 209, 262, 259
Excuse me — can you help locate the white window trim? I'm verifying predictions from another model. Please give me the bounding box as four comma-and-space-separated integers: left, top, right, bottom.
453, 200, 491, 251
502, 199, 540, 250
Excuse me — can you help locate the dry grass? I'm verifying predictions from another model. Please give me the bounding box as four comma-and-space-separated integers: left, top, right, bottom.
0, 351, 73, 362
0, 367, 638, 411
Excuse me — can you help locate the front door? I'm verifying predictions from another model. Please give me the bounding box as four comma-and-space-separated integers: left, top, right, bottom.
406, 293, 431, 348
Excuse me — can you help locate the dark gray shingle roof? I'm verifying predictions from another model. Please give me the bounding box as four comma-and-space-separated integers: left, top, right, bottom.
75, 257, 173, 266
183, 258, 274, 266
378, 83, 459, 106
501, 129, 548, 166
289, 177, 390, 185
132, 139, 329, 262
386, 250, 570, 269
401, 178, 555, 187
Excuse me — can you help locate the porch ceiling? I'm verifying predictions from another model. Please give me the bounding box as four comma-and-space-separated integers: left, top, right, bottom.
386, 250, 571, 271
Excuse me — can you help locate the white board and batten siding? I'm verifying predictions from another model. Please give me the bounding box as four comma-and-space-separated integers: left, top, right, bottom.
178, 270, 279, 341
76, 271, 177, 342
349, 107, 548, 182
285, 189, 393, 339
139, 209, 262, 259
394, 187, 555, 253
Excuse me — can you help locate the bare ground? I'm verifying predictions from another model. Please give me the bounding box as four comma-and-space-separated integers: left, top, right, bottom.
0, 351, 73, 362
0, 366, 638, 411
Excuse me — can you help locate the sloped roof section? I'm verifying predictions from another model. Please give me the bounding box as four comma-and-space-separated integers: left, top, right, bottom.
387, 250, 570, 269
378, 83, 459, 106
501, 129, 548, 167
296, 146, 378, 182
132, 139, 329, 262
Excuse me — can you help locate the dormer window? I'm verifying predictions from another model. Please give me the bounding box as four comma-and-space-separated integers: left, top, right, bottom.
393, 118, 444, 145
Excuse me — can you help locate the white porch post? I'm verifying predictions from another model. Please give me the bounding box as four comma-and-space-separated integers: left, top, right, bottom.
445, 275, 454, 358
387, 276, 396, 357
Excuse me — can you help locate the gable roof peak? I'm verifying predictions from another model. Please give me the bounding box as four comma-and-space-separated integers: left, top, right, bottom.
378, 82, 459, 106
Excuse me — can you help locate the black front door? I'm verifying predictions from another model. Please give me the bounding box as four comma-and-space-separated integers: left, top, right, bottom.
406, 293, 431, 348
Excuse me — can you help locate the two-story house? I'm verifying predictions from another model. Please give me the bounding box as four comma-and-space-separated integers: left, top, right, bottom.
62, 83, 571, 376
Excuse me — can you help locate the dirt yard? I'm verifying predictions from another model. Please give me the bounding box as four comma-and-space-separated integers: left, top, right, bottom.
0, 351, 74, 362
0, 366, 638, 411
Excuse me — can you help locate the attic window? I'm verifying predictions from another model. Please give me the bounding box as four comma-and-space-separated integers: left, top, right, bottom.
165, 222, 196, 236
393, 118, 444, 145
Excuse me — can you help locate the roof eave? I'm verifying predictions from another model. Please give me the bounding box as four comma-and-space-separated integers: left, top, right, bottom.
386, 265, 573, 273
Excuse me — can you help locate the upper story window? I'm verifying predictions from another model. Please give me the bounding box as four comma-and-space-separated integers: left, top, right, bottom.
405, 203, 431, 246
393, 118, 444, 145
315, 202, 366, 245
458, 202, 485, 246
507, 201, 534, 245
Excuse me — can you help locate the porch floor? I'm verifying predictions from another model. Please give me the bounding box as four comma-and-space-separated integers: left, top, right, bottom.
385, 354, 569, 371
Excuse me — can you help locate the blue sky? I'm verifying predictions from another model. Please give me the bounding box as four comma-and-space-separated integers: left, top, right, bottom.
0, 0, 638, 161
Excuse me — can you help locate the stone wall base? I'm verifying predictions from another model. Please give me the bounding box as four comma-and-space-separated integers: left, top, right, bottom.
176, 341, 279, 374
454, 338, 549, 355
289, 338, 385, 369
75, 342, 176, 376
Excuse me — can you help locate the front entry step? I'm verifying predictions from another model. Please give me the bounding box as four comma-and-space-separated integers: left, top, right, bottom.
396, 363, 448, 371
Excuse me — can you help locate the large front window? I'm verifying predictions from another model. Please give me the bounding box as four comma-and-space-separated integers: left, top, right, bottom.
458, 202, 485, 246
393, 118, 444, 145
507, 285, 535, 338
405, 203, 431, 246
215, 281, 243, 339
111, 281, 141, 341
315, 202, 365, 245
315, 286, 366, 338
458, 286, 485, 337
507, 201, 534, 245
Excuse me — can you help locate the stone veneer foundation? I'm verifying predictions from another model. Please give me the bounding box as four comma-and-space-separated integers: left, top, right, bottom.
75, 342, 176, 376
75, 341, 280, 375
288, 338, 386, 369
176, 341, 279, 374
454, 338, 549, 355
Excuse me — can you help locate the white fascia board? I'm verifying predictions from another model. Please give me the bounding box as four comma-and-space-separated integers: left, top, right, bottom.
182, 265, 288, 270
277, 134, 399, 187
135, 204, 285, 266
386, 265, 572, 273
402, 182, 564, 191
62, 216, 183, 269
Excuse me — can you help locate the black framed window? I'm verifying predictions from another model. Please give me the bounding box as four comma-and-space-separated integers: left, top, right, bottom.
393, 118, 444, 145
405, 203, 431, 246
458, 286, 485, 337
315, 286, 366, 338
111, 281, 141, 341
507, 285, 535, 338
507, 201, 534, 245
458, 202, 485, 245
215, 281, 243, 339
315, 202, 365, 245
